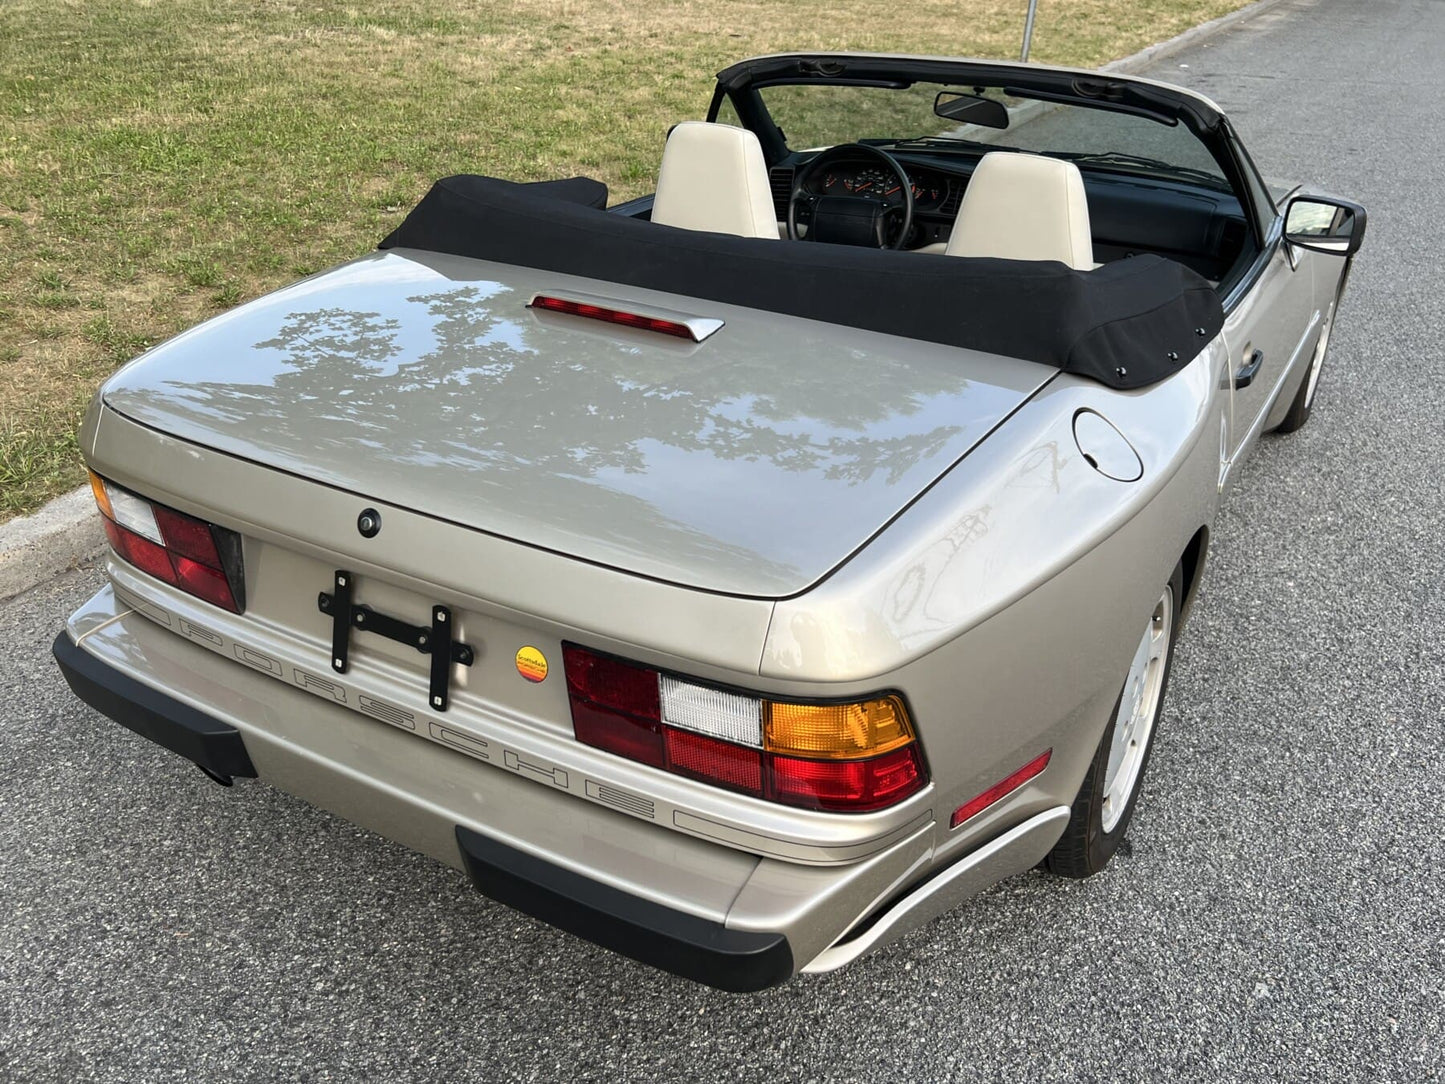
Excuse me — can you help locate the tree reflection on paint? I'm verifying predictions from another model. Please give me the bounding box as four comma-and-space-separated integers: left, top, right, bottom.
117, 253, 1036, 591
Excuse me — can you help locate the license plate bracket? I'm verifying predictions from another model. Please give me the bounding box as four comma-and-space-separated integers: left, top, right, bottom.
318, 570, 475, 711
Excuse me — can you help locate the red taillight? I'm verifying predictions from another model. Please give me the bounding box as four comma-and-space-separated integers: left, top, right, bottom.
104, 518, 174, 583
530, 295, 700, 340
563, 643, 929, 812
950, 750, 1052, 828
564, 645, 665, 766
563, 644, 660, 720
172, 555, 236, 610
768, 746, 926, 813
154, 505, 223, 567
665, 729, 763, 796
92, 474, 244, 614
571, 702, 665, 768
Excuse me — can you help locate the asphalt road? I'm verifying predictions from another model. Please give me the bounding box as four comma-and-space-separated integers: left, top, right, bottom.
3, 1, 1442, 1080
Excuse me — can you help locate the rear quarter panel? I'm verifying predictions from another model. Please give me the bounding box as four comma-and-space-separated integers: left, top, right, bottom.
762, 338, 1229, 858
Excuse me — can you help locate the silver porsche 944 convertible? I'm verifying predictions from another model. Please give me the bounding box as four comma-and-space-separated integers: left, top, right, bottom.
54, 53, 1364, 991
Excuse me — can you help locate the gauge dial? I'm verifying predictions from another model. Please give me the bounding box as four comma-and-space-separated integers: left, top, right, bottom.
909, 175, 950, 212
846, 167, 892, 197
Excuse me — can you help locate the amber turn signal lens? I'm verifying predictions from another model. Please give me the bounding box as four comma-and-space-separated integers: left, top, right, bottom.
763, 696, 913, 759
88, 470, 114, 520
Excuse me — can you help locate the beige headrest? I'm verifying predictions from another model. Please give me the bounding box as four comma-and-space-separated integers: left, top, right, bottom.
651, 122, 778, 240
945, 152, 1094, 270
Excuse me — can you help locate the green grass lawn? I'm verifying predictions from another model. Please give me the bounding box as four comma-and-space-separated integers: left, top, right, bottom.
0, 0, 1249, 519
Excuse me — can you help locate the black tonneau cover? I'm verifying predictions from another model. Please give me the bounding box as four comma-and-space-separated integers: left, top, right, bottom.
380, 175, 1223, 390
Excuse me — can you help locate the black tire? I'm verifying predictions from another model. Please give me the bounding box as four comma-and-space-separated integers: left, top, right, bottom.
1045, 562, 1184, 879
1273, 284, 1341, 434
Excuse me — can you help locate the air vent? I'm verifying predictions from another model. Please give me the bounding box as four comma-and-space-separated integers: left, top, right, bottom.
938, 186, 963, 218
768, 166, 795, 218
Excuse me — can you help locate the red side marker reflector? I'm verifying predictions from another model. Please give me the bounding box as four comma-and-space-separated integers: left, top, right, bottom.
950, 750, 1052, 828
530, 295, 699, 340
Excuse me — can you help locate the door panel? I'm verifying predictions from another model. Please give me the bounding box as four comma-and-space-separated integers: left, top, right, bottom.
1262, 246, 1346, 432
1223, 242, 1318, 463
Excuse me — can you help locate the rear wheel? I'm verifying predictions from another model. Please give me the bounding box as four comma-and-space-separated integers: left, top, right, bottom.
1045, 562, 1183, 878
1274, 285, 1340, 434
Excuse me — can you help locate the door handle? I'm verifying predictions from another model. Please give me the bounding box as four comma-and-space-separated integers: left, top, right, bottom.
1235, 349, 1264, 390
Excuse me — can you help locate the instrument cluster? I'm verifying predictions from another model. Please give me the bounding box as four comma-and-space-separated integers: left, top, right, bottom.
809, 162, 955, 213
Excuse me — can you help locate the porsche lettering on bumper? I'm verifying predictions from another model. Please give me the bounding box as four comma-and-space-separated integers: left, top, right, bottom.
111, 583, 651, 819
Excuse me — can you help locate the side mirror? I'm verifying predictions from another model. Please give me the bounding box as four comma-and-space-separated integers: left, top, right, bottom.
933, 91, 1009, 129
1285, 195, 1367, 256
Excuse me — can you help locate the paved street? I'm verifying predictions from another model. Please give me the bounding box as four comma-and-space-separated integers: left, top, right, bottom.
2, 0, 1441, 1080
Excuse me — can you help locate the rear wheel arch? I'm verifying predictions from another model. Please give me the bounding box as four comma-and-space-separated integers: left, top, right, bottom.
1045, 560, 1185, 877
1176, 525, 1211, 628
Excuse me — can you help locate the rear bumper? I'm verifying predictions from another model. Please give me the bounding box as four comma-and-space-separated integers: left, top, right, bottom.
456, 827, 791, 991
52, 617, 794, 991
53, 629, 257, 782
53, 583, 1067, 988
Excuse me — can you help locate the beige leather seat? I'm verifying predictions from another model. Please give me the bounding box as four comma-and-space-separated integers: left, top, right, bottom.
945, 151, 1095, 269
650, 121, 778, 240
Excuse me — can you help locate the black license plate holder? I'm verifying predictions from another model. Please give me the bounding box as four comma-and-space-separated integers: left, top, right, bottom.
318, 570, 475, 711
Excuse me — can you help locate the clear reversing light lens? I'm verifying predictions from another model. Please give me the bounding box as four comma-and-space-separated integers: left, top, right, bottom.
660, 676, 761, 746
105, 484, 163, 544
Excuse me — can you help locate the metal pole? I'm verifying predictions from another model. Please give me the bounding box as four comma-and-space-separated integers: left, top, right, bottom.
1020, 0, 1039, 61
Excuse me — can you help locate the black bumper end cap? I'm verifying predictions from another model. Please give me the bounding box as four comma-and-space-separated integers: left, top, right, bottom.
52, 629, 257, 781
456, 825, 793, 992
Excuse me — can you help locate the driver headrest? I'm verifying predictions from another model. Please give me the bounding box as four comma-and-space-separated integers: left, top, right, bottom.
651, 122, 779, 240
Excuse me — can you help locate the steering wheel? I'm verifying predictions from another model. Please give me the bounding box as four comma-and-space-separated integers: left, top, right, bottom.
787, 143, 915, 250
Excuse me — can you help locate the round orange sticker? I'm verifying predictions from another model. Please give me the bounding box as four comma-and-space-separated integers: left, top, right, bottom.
515, 645, 549, 683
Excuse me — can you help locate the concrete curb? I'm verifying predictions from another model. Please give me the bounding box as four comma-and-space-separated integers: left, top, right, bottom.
0, 485, 107, 602
0, 0, 1296, 605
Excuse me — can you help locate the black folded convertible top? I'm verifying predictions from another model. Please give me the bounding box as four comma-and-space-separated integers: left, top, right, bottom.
380, 175, 1224, 390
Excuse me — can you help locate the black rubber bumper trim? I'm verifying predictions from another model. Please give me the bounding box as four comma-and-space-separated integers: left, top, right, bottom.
456, 825, 793, 992
52, 630, 257, 780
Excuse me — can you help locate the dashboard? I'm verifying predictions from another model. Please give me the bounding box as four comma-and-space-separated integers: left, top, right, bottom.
784, 152, 1249, 275
804, 161, 958, 215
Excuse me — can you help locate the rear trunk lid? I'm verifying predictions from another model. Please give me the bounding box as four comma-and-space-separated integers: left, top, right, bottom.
100, 249, 1054, 597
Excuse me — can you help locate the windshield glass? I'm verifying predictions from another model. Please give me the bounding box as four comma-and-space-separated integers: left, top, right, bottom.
754, 82, 1230, 189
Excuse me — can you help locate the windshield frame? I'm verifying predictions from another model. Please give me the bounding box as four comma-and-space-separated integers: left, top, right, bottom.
711, 54, 1227, 129
707, 54, 1268, 236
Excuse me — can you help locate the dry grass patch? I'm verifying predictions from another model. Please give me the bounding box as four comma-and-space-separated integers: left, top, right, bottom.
0, 0, 1250, 520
